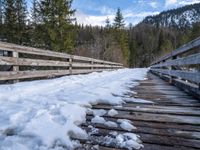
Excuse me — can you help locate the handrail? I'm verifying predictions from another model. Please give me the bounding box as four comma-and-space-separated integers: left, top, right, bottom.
151, 37, 200, 65
0, 42, 123, 83
150, 37, 200, 98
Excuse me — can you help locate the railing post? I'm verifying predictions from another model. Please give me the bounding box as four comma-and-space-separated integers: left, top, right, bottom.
69, 55, 73, 75
198, 65, 200, 90
169, 55, 177, 84
13, 51, 19, 83
91, 59, 94, 71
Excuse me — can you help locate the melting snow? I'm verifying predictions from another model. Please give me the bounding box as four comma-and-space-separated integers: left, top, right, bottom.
105, 121, 118, 128
117, 119, 137, 131
0, 68, 148, 149
102, 132, 143, 150
92, 109, 107, 117
91, 116, 106, 124
108, 109, 118, 117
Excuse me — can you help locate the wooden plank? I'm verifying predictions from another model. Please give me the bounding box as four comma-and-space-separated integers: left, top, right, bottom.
0, 70, 70, 80
12, 52, 19, 83
0, 42, 71, 59
83, 121, 200, 140
0, 56, 70, 67
72, 63, 120, 68
142, 143, 197, 150
88, 111, 200, 125
151, 53, 200, 68
75, 144, 122, 150
92, 105, 200, 116
172, 78, 200, 99
86, 115, 200, 132
0, 42, 122, 66
133, 91, 189, 96
0, 69, 108, 81
134, 86, 181, 91
151, 69, 200, 84
123, 102, 200, 108
82, 127, 200, 149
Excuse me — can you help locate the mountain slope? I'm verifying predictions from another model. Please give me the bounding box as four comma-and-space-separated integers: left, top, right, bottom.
142, 3, 200, 29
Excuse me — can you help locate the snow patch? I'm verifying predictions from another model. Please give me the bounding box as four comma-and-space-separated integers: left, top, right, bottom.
93, 109, 107, 117
105, 121, 118, 128
0, 68, 148, 149
108, 109, 118, 117
117, 119, 137, 131
124, 98, 154, 104
91, 116, 106, 124
102, 132, 143, 150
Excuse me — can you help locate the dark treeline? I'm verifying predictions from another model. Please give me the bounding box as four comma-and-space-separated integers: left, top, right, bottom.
0, 0, 200, 67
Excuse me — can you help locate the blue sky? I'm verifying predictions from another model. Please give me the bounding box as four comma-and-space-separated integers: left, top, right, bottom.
71, 0, 200, 26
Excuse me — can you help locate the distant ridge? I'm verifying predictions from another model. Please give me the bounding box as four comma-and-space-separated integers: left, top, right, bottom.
141, 3, 200, 29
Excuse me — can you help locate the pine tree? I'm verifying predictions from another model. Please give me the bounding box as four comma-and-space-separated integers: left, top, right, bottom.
105, 17, 110, 28
4, 0, 17, 43
30, 0, 44, 47
38, 0, 76, 53
15, 0, 27, 44
113, 8, 125, 29
0, 0, 4, 40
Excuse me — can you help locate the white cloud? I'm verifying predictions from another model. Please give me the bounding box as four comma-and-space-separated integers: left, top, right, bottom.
165, 0, 200, 7
178, 0, 200, 5
75, 10, 160, 26
75, 10, 115, 26
99, 6, 115, 15
124, 11, 159, 18
165, 0, 177, 6
149, 2, 158, 8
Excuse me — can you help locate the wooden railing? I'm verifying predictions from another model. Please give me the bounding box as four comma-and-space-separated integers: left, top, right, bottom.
0, 42, 123, 83
150, 37, 200, 98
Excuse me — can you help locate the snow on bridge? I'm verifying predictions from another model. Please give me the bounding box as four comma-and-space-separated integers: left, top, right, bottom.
0, 68, 148, 150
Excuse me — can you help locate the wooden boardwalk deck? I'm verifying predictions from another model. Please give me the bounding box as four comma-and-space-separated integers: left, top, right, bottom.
76, 72, 200, 150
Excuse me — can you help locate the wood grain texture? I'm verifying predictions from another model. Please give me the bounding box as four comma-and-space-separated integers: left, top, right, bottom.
151, 69, 200, 84
151, 37, 200, 65
78, 72, 200, 150
0, 41, 123, 81
151, 53, 200, 68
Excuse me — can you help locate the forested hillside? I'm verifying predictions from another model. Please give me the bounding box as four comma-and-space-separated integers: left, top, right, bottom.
0, 0, 200, 67
142, 3, 200, 29
129, 3, 200, 67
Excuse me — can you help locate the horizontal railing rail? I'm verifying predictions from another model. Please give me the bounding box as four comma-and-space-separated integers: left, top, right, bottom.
151, 37, 200, 65
0, 42, 123, 83
150, 37, 200, 98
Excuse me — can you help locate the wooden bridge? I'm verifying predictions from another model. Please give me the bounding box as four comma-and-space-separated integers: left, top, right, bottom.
75, 38, 200, 150
0, 38, 200, 150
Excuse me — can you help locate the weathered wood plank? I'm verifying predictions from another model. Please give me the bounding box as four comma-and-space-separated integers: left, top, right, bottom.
88, 111, 200, 125
0, 70, 70, 80
83, 121, 200, 140
0, 41, 122, 66
151, 37, 200, 65
0, 56, 70, 67
72, 63, 120, 68
172, 78, 200, 99
151, 69, 200, 84
151, 53, 200, 68
92, 105, 200, 116
75, 144, 123, 150
86, 116, 200, 132
0, 69, 108, 80
82, 127, 200, 149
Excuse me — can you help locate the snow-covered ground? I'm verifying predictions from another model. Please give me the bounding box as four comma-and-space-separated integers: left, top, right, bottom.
0, 68, 148, 150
